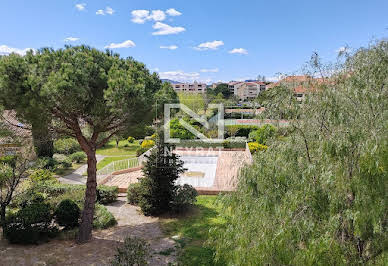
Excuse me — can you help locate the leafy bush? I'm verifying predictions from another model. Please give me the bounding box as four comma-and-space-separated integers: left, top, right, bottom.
141, 139, 155, 149
33, 157, 58, 170
53, 154, 73, 168
225, 125, 259, 138
29, 169, 56, 183
248, 124, 277, 144
96, 185, 119, 204
54, 199, 80, 228
54, 138, 81, 155
4, 202, 57, 244
127, 136, 135, 143
93, 204, 117, 229
248, 142, 268, 154
171, 184, 198, 213
111, 236, 150, 266
69, 152, 86, 163
127, 183, 143, 205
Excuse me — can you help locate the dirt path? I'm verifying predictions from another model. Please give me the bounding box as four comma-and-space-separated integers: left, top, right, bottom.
0, 197, 176, 266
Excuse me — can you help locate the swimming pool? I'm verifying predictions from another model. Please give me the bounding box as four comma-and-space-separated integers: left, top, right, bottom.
176, 156, 218, 188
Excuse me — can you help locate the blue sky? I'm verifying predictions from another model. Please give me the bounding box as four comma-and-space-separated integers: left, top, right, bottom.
0, 0, 387, 83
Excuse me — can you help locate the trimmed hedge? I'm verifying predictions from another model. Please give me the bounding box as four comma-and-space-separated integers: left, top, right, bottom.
175, 139, 246, 149
4, 202, 58, 244
14, 181, 118, 207
93, 204, 117, 229
54, 199, 80, 228
96, 185, 119, 204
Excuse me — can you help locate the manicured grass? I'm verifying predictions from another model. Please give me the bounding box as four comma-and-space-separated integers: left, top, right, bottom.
54, 162, 85, 177
96, 140, 139, 156
160, 195, 225, 265
96, 156, 135, 170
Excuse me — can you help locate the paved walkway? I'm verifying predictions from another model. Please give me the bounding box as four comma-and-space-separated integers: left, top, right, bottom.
58, 155, 105, 185
0, 197, 177, 266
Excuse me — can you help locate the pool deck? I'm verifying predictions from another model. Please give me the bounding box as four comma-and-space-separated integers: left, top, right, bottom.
100, 148, 252, 194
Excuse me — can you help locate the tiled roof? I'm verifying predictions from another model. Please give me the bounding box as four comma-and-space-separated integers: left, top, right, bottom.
0, 110, 31, 145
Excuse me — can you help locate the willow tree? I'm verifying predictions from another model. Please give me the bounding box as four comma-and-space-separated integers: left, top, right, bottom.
209, 41, 388, 264
4, 45, 174, 242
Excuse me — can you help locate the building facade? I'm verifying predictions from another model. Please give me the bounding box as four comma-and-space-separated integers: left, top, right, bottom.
173, 82, 207, 93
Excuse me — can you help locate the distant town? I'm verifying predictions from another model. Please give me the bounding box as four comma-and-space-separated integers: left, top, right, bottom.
163, 75, 321, 102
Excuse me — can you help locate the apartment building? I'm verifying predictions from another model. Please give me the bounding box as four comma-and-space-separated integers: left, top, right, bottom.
173, 81, 207, 93
230, 81, 267, 101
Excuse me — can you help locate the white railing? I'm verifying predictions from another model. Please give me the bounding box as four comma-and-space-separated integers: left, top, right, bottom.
97, 157, 140, 176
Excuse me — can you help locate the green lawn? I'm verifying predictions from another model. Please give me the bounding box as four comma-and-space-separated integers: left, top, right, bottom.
54, 162, 85, 177
96, 140, 139, 156
96, 156, 135, 170
160, 195, 225, 265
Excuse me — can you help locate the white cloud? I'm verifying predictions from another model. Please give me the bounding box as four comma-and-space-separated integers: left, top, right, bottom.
160, 45, 178, 50
64, 37, 79, 42
229, 48, 248, 55
131, 10, 150, 24
0, 45, 34, 56
159, 70, 200, 82
75, 3, 86, 11
131, 9, 166, 24
166, 8, 182, 16
96, 6, 115, 15
149, 10, 166, 21
194, 40, 224, 51
200, 68, 219, 73
105, 7, 115, 15
159, 70, 212, 83
104, 40, 136, 49
152, 22, 185, 35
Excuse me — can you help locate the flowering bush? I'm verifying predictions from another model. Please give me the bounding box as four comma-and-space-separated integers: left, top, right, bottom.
248, 142, 268, 154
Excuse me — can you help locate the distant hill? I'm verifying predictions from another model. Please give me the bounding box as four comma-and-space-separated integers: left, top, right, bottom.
161, 79, 180, 84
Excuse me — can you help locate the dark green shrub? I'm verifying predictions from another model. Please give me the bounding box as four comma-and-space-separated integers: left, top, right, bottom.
93, 204, 117, 229
127, 183, 143, 205
171, 184, 198, 213
4, 202, 57, 244
96, 185, 119, 204
69, 152, 86, 163
127, 136, 135, 143
111, 236, 150, 266
54, 199, 80, 228
54, 138, 81, 154
29, 169, 56, 183
138, 131, 186, 216
33, 157, 58, 170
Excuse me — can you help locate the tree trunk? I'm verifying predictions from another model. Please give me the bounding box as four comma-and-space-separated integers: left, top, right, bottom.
77, 151, 97, 243
0, 205, 6, 230
31, 120, 53, 158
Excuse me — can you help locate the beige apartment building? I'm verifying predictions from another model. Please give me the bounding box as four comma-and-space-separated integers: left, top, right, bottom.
231, 81, 267, 101
173, 81, 207, 93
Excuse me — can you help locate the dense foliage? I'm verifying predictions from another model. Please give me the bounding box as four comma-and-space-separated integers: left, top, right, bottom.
136, 131, 187, 216
54, 199, 80, 228
209, 41, 388, 264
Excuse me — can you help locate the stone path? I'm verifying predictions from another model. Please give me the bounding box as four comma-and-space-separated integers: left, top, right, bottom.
0, 196, 177, 266
58, 154, 105, 185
